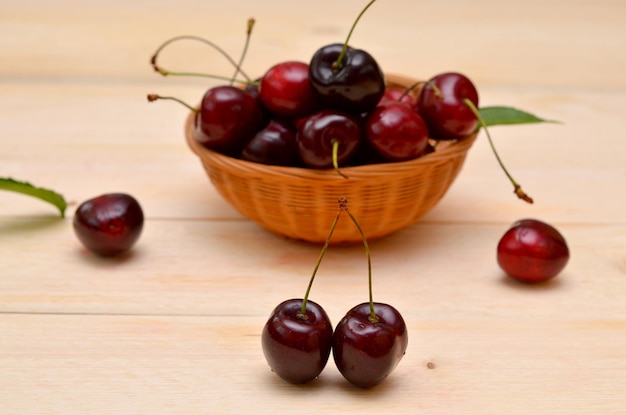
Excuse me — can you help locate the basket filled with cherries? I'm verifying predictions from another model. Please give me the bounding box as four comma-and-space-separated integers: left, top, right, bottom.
148, 0, 551, 245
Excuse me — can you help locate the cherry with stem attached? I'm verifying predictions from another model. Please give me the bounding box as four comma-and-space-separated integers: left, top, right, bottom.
308, 0, 385, 113
261, 205, 343, 384
332, 198, 408, 388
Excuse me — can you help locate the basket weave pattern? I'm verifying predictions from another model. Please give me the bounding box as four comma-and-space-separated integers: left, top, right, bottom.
185, 74, 477, 244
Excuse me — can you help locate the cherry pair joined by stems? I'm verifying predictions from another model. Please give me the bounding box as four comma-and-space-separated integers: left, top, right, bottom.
261, 198, 408, 388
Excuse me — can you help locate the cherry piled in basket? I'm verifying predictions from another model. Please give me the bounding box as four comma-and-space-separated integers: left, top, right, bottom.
147, 0, 554, 245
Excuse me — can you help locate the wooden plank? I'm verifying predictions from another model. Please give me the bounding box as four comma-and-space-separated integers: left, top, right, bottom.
1, 219, 624, 319
1, 313, 624, 415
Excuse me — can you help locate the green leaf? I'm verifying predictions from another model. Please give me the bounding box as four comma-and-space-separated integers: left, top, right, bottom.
478, 106, 559, 127
0, 177, 67, 217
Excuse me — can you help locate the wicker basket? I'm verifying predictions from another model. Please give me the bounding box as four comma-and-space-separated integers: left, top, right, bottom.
185, 74, 478, 244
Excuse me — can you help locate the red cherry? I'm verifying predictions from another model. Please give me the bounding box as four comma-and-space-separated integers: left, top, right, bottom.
332, 302, 408, 388
259, 61, 319, 118
194, 85, 264, 154
364, 102, 429, 161
73, 193, 144, 256
415, 72, 479, 140
241, 118, 300, 166
296, 109, 362, 169
497, 219, 570, 284
262, 299, 334, 384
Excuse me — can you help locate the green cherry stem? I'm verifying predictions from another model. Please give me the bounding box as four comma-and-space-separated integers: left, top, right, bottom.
230, 18, 255, 85
340, 198, 378, 323
464, 98, 534, 204
150, 34, 252, 83
331, 140, 349, 179
333, 0, 378, 71
300, 209, 343, 317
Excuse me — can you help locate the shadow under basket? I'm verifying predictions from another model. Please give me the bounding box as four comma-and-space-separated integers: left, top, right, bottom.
185, 74, 478, 245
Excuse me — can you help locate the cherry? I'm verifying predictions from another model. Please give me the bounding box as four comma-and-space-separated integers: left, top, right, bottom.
261, 198, 345, 384
331, 198, 408, 388
497, 219, 570, 284
262, 298, 334, 384
364, 101, 429, 162
415, 72, 479, 140
296, 110, 362, 171
309, 43, 385, 114
194, 85, 265, 154
241, 118, 300, 166
259, 61, 319, 118
332, 302, 408, 388
73, 193, 144, 256
308, 0, 384, 114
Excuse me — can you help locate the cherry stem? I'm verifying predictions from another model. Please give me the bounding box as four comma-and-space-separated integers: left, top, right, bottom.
463, 98, 534, 204
397, 80, 425, 102
147, 94, 198, 113
331, 140, 349, 179
300, 209, 342, 317
429, 81, 443, 99
230, 18, 255, 85
340, 198, 378, 323
332, 0, 378, 71
150, 34, 252, 83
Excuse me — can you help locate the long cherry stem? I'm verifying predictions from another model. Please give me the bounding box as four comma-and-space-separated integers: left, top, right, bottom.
300, 209, 342, 317
150, 34, 252, 83
230, 19, 255, 85
333, 0, 378, 70
340, 198, 378, 323
464, 98, 533, 204
147, 94, 197, 113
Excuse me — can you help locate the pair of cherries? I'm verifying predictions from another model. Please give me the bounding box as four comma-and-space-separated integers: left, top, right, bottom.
261, 198, 408, 388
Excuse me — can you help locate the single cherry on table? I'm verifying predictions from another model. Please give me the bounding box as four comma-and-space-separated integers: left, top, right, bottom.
73, 193, 144, 256
497, 218, 570, 284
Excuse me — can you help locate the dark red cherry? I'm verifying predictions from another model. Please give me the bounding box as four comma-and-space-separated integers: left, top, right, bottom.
241, 119, 300, 166
497, 219, 570, 284
365, 102, 429, 162
332, 302, 408, 388
415, 72, 479, 140
73, 193, 144, 256
259, 61, 319, 118
262, 298, 334, 384
308, 43, 385, 114
296, 109, 362, 169
194, 85, 264, 154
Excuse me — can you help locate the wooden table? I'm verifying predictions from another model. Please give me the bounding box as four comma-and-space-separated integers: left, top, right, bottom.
2, 1, 625, 413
